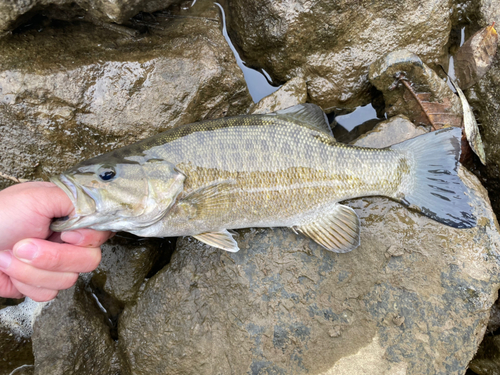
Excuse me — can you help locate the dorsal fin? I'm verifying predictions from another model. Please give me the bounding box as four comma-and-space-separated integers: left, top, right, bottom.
269, 104, 334, 137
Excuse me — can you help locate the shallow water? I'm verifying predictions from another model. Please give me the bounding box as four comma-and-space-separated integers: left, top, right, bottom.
216, 3, 280, 103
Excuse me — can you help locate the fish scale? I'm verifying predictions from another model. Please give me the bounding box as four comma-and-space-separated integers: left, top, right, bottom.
126, 115, 408, 236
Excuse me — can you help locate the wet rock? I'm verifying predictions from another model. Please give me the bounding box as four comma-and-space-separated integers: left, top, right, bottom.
0, 299, 48, 374
225, 0, 452, 110
487, 298, 500, 333
250, 77, 307, 114
466, 8, 500, 215
0, 317, 34, 374
468, 335, 500, 375
91, 235, 167, 306
89, 235, 169, 340
350, 115, 427, 148
118, 152, 500, 373
369, 49, 462, 128
0, 0, 185, 33
31, 279, 121, 375
478, 1, 500, 27
0, 0, 252, 189
8, 365, 34, 375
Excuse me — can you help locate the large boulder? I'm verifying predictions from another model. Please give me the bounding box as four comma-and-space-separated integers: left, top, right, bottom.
462, 0, 500, 206
118, 127, 500, 374
225, 0, 452, 110
0, 0, 252, 189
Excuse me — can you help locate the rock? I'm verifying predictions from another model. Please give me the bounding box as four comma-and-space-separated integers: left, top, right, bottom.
466, 12, 500, 215
350, 115, 427, 148
225, 0, 452, 110
250, 77, 307, 114
0, 0, 185, 33
91, 235, 167, 306
90, 235, 173, 336
0, 0, 252, 190
468, 335, 500, 375
31, 279, 121, 375
488, 298, 500, 333
118, 137, 500, 373
478, 0, 500, 27
0, 299, 46, 375
458, 5, 500, 373
0, 318, 34, 374
369, 49, 462, 128
8, 365, 34, 375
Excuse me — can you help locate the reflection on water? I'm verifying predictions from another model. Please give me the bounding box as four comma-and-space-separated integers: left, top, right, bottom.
215, 3, 280, 103
447, 26, 466, 90
331, 104, 384, 143
334, 104, 380, 131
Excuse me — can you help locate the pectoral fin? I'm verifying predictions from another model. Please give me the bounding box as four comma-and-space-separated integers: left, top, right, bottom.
181, 180, 236, 213
293, 204, 360, 253
193, 230, 239, 252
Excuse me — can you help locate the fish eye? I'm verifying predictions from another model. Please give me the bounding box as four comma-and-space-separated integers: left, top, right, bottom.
98, 166, 116, 181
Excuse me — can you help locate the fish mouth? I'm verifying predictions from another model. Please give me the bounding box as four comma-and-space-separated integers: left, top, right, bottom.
50, 174, 96, 232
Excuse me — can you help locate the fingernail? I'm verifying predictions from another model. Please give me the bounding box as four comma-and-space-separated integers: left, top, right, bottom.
61, 231, 84, 245
0, 251, 12, 269
15, 242, 38, 261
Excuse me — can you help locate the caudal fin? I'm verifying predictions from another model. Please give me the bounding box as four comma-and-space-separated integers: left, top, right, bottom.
391, 127, 476, 228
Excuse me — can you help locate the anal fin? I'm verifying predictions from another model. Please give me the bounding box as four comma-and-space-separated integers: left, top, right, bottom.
293, 204, 360, 253
193, 230, 239, 252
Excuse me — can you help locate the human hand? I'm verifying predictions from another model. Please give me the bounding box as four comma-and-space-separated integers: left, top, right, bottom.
0, 182, 112, 302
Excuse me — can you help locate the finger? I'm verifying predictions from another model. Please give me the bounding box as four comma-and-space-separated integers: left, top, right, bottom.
11, 278, 58, 302
0, 271, 24, 299
13, 239, 102, 273
60, 229, 113, 247
0, 253, 79, 291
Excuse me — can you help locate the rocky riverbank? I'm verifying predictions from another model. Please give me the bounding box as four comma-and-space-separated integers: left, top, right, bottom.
1, 0, 500, 374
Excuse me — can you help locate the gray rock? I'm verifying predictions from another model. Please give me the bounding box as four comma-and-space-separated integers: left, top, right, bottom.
91, 235, 168, 304
466, 18, 500, 214
350, 115, 427, 148
250, 77, 307, 114
118, 159, 500, 373
225, 0, 452, 110
0, 0, 252, 189
31, 279, 121, 375
479, 0, 500, 27
0, 0, 184, 33
369, 49, 462, 128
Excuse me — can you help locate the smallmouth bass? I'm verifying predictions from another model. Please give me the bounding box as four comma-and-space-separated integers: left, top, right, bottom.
50, 104, 475, 253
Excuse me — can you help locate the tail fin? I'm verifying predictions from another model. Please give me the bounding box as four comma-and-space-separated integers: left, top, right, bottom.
391, 127, 476, 228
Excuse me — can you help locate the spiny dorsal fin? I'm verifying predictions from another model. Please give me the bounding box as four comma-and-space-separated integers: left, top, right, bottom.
193, 230, 239, 252
293, 204, 360, 253
270, 104, 334, 137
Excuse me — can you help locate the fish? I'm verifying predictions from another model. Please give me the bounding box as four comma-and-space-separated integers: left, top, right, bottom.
50, 104, 476, 253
